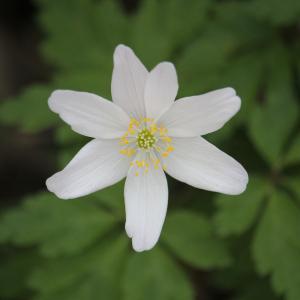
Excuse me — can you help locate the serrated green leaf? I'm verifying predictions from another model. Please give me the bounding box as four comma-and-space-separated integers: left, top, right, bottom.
233, 281, 281, 300
0, 193, 117, 257
54, 69, 112, 99
220, 52, 264, 123
253, 192, 300, 300
54, 126, 88, 148
283, 177, 300, 203
246, 0, 300, 25
212, 245, 254, 291
30, 234, 129, 300
214, 176, 266, 237
212, 236, 281, 300
160, 0, 210, 48
0, 249, 39, 298
122, 247, 194, 300
162, 210, 231, 268
53, 128, 89, 168
177, 28, 238, 96
249, 45, 299, 166
131, 0, 210, 67
283, 133, 300, 167
38, 0, 129, 71
0, 85, 55, 132
93, 181, 125, 216
130, 0, 173, 67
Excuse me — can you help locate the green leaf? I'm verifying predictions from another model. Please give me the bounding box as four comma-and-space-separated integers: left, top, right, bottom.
253, 192, 300, 300
130, 0, 174, 67
162, 211, 231, 268
131, 0, 210, 67
177, 29, 238, 95
38, 0, 129, 71
283, 133, 300, 167
93, 181, 125, 216
53, 127, 89, 168
212, 245, 254, 291
212, 240, 280, 300
214, 176, 266, 237
246, 0, 300, 25
55, 126, 88, 146
0, 85, 56, 132
122, 247, 194, 300
220, 52, 264, 123
30, 234, 129, 300
159, 0, 210, 49
283, 177, 300, 203
54, 68, 112, 99
0, 193, 117, 257
0, 249, 39, 298
249, 45, 299, 166
233, 281, 281, 300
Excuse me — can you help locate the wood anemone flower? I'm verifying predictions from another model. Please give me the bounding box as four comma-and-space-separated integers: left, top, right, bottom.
46, 44, 248, 252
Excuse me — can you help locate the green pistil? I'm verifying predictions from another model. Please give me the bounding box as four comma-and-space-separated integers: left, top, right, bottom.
137, 129, 156, 150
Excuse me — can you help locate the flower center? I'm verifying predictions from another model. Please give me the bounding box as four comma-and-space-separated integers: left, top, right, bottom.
137, 129, 156, 150
119, 117, 174, 175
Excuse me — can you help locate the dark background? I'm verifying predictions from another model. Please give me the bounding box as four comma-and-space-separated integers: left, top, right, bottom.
0, 0, 50, 202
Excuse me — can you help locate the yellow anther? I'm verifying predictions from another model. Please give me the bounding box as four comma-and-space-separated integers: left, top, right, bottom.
119, 149, 127, 155
136, 160, 143, 168
166, 146, 174, 152
128, 128, 135, 135
162, 152, 169, 157
149, 124, 157, 134
129, 149, 136, 156
142, 117, 153, 123
162, 136, 172, 143
120, 137, 129, 145
151, 158, 159, 165
119, 148, 136, 157
159, 127, 168, 136
135, 160, 146, 168
130, 118, 139, 126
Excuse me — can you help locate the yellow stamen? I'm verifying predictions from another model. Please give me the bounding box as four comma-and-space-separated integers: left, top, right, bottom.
162, 152, 169, 157
119, 148, 136, 157
119, 118, 174, 174
166, 145, 174, 152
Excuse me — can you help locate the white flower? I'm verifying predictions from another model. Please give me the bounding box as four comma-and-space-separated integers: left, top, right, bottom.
46, 44, 248, 252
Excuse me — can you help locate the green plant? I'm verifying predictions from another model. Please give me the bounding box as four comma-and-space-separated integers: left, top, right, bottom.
1, 0, 299, 299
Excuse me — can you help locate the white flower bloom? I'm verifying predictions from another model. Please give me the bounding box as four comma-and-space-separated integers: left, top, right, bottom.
46, 44, 248, 252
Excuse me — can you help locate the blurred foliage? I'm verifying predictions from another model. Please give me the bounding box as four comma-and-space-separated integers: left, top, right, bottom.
0, 0, 300, 299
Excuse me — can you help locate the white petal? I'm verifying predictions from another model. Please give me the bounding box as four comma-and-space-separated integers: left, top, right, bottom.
145, 62, 178, 119
49, 90, 130, 139
162, 137, 248, 195
46, 139, 130, 199
124, 155, 168, 252
111, 44, 148, 118
158, 88, 241, 137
